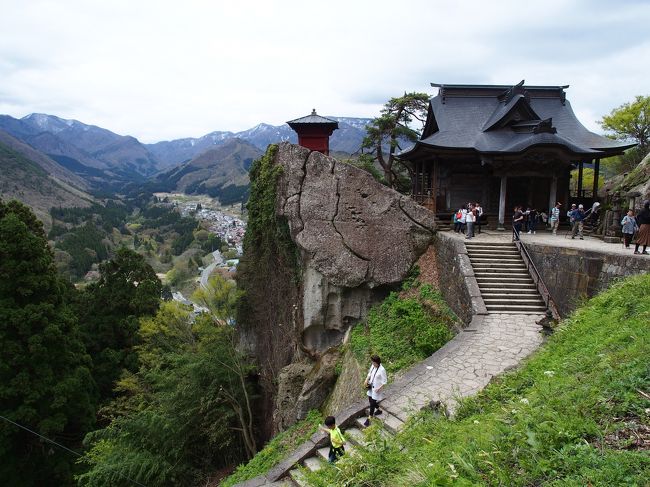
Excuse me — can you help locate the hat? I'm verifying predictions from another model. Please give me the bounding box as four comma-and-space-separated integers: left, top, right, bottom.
571, 203, 576, 207
578, 204, 584, 208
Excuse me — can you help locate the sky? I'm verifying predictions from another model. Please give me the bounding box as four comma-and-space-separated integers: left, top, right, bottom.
0, 0, 649, 143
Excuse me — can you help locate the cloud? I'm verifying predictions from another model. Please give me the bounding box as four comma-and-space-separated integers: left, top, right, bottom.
0, 0, 648, 142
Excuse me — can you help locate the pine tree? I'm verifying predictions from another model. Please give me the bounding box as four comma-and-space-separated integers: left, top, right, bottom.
0, 200, 96, 486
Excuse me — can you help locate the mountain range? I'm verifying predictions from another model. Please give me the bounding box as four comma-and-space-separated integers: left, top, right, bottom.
0, 113, 371, 198
0, 129, 95, 225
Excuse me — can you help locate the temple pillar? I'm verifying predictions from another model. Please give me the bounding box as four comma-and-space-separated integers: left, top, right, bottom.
549, 176, 558, 214
497, 175, 507, 231
577, 161, 584, 198
592, 158, 600, 198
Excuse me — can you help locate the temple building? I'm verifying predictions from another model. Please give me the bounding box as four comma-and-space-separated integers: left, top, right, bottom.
398, 81, 634, 228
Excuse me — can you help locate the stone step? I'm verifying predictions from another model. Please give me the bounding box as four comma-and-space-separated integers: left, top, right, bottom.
471, 263, 527, 269
356, 411, 404, 434
303, 456, 323, 472
268, 480, 295, 487
344, 427, 366, 447
289, 468, 311, 487
476, 276, 533, 282
315, 443, 356, 462
483, 297, 545, 305
467, 248, 519, 254
474, 269, 530, 276
465, 242, 516, 248
486, 304, 547, 312
480, 288, 539, 294
469, 256, 523, 262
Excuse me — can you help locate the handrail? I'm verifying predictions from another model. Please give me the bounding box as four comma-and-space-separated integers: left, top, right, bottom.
512, 224, 561, 320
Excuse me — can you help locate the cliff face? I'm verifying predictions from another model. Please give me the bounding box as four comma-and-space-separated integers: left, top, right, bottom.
238, 143, 436, 435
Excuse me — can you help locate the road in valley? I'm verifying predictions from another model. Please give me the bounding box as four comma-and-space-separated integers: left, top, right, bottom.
200, 250, 223, 288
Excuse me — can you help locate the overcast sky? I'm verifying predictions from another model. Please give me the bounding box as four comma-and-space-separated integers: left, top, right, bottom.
1, 0, 648, 143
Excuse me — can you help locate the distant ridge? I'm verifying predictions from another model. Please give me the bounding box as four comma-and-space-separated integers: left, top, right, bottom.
0, 112, 371, 194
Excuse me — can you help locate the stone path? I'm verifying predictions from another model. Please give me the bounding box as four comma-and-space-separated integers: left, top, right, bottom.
381, 312, 544, 421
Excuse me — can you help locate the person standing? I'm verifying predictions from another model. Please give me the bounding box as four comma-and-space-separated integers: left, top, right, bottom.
550, 202, 562, 235
465, 204, 476, 239
475, 202, 483, 234
460, 207, 467, 234
571, 204, 586, 240
363, 355, 387, 426
513, 206, 524, 241
634, 201, 650, 255
621, 209, 639, 249
527, 208, 538, 234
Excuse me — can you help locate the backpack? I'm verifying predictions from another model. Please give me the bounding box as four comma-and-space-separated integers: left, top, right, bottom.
456, 210, 462, 220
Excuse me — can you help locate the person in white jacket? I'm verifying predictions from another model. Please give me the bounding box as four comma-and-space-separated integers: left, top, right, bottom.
363, 355, 387, 426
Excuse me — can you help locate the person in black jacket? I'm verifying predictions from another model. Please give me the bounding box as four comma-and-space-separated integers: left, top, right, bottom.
634, 201, 650, 255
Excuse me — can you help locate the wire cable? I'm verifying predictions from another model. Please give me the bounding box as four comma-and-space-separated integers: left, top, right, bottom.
0, 414, 148, 487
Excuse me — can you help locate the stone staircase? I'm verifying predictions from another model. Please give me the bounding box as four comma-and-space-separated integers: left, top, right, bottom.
285, 409, 404, 486
466, 241, 547, 314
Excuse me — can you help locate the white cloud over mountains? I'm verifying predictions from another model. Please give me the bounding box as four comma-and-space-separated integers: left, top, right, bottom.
0, 0, 648, 143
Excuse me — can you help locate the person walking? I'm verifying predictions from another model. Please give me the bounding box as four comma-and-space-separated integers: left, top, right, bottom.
571, 204, 586, 239
567, 203, 577, 234
363, 355, 387, 426
513, 206, 524, 241
634, 201, 650, 255
465, 203, 476, 239
319, 416, 346, 463
550, 202, 562, 235
475, 202, 483, 234
621, 209, 639, 249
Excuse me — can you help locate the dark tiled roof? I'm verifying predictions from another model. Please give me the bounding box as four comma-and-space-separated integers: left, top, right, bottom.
287, 109, 339, 127
400, 83, 634, 159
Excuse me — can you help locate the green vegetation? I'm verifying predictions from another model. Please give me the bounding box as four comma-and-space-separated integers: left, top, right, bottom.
221, 410, 323, 487
77, 300, 257, 487
75, 248, 162, 401
360, 92, 430, 190
349, 282, 456, 373
599, 95, 650, 175
0, 200, 96, 486
600, 95, 650, 155
306, 273, 650, 486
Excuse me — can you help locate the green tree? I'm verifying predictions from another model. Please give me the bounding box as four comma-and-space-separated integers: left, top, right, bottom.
600, 95, 650, 157
360, 92, 429, 188
0, 200, 96, 486
77, 247, 162, 400
78, 303, 257, 486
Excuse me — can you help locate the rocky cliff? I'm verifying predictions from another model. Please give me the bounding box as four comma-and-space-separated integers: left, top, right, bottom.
237, 143, 436, 436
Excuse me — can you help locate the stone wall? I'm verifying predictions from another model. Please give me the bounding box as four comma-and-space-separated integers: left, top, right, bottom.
432, 233, 487, 324
526, 243, 650, 317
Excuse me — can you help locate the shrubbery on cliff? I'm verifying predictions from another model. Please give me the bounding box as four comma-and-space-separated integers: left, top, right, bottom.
349, 276, 456, 373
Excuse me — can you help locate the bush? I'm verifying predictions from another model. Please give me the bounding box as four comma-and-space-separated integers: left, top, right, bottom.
349, 285, 455, 373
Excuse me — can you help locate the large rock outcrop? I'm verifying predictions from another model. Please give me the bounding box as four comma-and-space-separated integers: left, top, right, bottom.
275, 143, 436, 352
239, 143, 436, 434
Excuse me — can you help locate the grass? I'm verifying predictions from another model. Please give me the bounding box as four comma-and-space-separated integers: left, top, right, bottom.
304, 273, 650, 486
220, 410, 323, 486
349, 281, 456, 374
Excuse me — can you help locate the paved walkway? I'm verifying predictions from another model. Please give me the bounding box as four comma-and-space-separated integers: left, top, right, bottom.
445, 228, 648, 258
381, 313, 545, 421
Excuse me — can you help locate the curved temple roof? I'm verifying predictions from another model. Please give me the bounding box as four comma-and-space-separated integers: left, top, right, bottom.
400, 82, 634, 160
